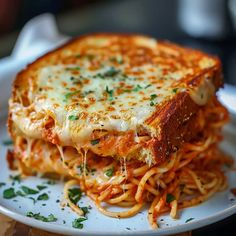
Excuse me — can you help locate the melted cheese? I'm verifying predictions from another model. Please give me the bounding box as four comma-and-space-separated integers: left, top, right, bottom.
10, 35, 218, 147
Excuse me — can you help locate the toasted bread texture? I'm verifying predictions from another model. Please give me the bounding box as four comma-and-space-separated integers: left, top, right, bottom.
8, 33, 222, 164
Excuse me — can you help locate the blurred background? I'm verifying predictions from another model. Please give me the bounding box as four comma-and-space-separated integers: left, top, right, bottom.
0, 0, 235, 234
0, 0, 236, 85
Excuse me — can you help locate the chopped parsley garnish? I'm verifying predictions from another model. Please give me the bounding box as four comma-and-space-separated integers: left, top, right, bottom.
150, 94, 157, 106
123, 84, 151, 93
150, 101, 155, 106
81, 90, 94, 97
72, 217, 87, 229
3, 188, 16, 199
90, 139, 100, 145
2, 139, 13, 146
28, 197, 37, 204
104, 67, 120, 77
15, 190, 26, 197
0, 182, 6, 188
172, 88, 178, 93
68, 115, 79, 121
105, 167, 114, 177
150, 94, 157, 100
105, 86, 114, 101
44, 180, 56, 185
95, 73, 105, 79
64, 91, 79, 100
37, 193, 49, 201
77, 164, 91, 175
10, 174, 21, 184
81, 206, 91, 216
185, 218, 194, 223
37, 185, 47, 190
145, 84, 152, 89
66, 66, 80, 71
166, 193, 176, 203
133, 84, 143, 92
26, 212, 57, 222
21, 186, 39, 195
68, 187, 82, 205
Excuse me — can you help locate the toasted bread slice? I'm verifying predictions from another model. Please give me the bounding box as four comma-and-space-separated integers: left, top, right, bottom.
8, 33, 222, 164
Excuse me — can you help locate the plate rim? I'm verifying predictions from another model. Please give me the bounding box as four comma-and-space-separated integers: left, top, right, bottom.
0, 201, 236, 236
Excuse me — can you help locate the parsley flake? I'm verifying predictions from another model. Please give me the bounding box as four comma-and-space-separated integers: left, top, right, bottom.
2, 139, 13, 146
37, 185, 47, 191
104, 67, 120, 77
21, 186, 39, 195
172, 88, 178, 93
3, 188, 16, 199
150, 94, 157, 100
64, 91, 79, 100
15, 190, 26, 197
166, 193, 176, 203
44, 180, 56, 185
81, 206, 91, 216
150, 94, 157, 106
0, 182, 6, 188
28, 197, 37, 204
110, 56, 123, 64
133, 85, 143, 92
68, 187, 82, 205
37, 193, 49, 201
68, 115, 79, 121
105, 167, 114, 177
10, 174, 21, 184
90, 139, 100, 145
72, 217, 87, 229
145, 84, 152, 89
66, 66, 80, 71
26, 212, 57, 222
77, 164, 91, 175
185, 218, 194, 223
105, 86, 114, 101
150, 101, 155, 106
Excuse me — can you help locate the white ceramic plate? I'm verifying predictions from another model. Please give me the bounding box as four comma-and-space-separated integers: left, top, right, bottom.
0, 13, 236, 236
0, 107, 236, 236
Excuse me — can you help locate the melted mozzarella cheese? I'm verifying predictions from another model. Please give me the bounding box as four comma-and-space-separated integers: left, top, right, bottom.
10, 35, 217, 146
33, 64, 184, 143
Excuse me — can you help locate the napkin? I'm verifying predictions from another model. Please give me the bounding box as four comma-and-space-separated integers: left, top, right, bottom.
0, 13, 68, 118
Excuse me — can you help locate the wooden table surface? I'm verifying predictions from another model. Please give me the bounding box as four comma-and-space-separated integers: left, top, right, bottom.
0, 213, 191, 236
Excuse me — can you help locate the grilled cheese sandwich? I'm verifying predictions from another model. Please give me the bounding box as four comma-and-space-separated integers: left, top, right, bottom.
8, 34, 222, 164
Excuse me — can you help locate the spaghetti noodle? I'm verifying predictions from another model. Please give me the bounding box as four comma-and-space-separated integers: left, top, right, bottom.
11, 97, 233, 228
